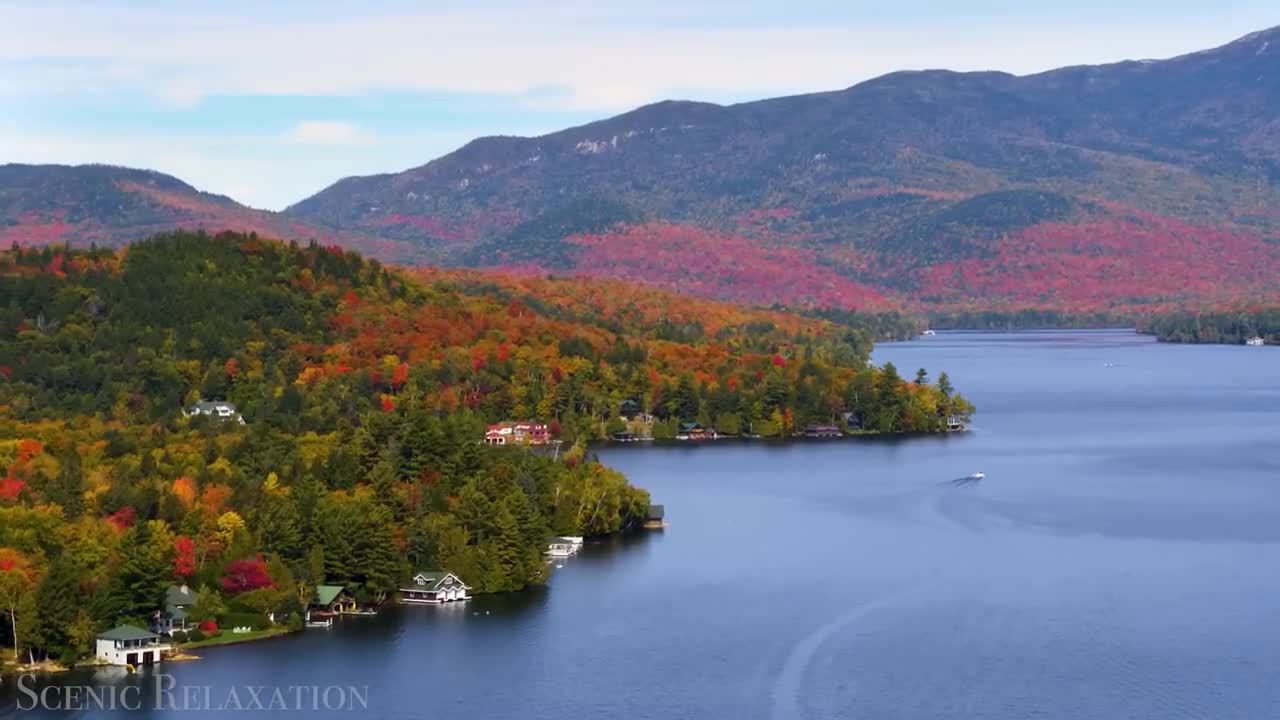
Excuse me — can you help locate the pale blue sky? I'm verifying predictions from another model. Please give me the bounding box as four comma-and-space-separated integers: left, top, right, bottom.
4, 1, 1276, 209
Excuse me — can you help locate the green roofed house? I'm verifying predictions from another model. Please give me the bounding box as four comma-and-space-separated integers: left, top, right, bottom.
310, 584, 357, 615
677, 422, 713, 440
400, 571, 470, 605
96, 624, 172, 666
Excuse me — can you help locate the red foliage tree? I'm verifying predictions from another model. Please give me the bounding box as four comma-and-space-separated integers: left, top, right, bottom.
106, 506, 136, 531
173, 535, 197, 578
219, 556, 274, 595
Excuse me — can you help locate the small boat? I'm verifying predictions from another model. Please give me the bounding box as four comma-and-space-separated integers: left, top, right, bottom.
970, 471, 985, 480
921, 329, 936, 336
1246, 336, 1265, 347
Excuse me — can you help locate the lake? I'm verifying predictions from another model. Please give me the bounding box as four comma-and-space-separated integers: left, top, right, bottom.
5, 330, 1280, 719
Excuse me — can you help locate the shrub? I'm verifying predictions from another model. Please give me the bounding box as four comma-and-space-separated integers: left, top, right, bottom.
218, 612, 270, 631
186, 629, 205, 642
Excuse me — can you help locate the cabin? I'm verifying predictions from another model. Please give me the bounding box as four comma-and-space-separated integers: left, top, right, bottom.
804, 424, 842, 438
153, 584, 197, 636
619, 400, 654, 423
545, 536, 583, 557
947, 416, 966, 432
311, 584, 357, 616
401, 571, 470, 604
183, 400, 245, 424
677, 422, 714, 440
644, 504, 666, 529
96, 625, 171, 667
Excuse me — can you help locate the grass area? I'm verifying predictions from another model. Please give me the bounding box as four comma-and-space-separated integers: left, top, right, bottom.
179, 626, 296, 650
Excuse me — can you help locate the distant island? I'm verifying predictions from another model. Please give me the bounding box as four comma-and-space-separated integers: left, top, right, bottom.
1139, 310, 1280, 346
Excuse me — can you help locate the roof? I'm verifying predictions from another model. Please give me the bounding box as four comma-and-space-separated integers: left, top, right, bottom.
549, 537, 577, 545
166, 584, 196, 608
191, 400, 236, 412
98, 624, 161, 642
407, 570, 468, 591
313, 584, 347, 606
166, 606, 190, 621
679, 422, 704, 432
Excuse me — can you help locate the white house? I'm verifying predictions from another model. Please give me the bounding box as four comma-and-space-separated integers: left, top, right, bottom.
400, 571, 470, 604
183, 400, 245, 424
95, 625, 171, 667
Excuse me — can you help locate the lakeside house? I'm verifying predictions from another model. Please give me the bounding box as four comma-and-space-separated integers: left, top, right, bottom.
311, 584, 358, 615
153, 584, 197, 636
401, 571, 470, 604
1246, 336, 1265, 346
546, 536, 584, 557
676, 422, 714, 440
183, 400, 245, 424
644, 504, 666, 529
804, 424, 842, 438
947, 416, 966, 432
96, 625, 171, 667
484, 421, 551, 446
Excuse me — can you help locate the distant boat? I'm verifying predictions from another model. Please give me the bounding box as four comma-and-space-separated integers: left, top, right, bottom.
1246, 336, 1265, 347
970, 472, 985, 480
921, 329, 936, 336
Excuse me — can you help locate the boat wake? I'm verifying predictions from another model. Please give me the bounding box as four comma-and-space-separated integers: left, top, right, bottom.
771, 584, 938, 720
944, 472, 985, 487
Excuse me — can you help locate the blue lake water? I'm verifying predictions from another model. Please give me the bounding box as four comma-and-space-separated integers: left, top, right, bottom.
5, 330, 1279, 719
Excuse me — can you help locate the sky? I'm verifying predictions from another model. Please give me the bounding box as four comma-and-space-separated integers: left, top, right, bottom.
4, 1, 1277, 210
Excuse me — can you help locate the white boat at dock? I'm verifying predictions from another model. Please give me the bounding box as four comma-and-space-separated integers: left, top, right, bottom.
545, 536, 584, 557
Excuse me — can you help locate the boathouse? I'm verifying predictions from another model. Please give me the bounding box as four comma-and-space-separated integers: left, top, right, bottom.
804, 424, 842, 438
96, 625, 171, 666
311, 584, 358, 615
644, 504, 666, 529
401, 571, 470, 604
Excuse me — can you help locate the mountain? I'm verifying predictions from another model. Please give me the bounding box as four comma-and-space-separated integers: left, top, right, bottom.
287, 27, 1280, 313
0, 164, 418, 262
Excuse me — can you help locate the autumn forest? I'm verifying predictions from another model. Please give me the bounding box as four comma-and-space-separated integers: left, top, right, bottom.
0, 232, 970, 666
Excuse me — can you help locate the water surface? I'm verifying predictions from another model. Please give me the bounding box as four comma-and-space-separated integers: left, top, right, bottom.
5, 331, 1279, 719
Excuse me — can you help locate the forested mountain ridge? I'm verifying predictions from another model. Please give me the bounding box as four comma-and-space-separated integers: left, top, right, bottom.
0, 232, 968, 665
285, 27, 1280, 313
0, 164, 420, 263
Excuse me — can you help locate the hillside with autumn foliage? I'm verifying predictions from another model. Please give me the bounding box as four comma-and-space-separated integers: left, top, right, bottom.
283, 27, 1280, 314
0, 232, 968, 666
0, 164, 420, 264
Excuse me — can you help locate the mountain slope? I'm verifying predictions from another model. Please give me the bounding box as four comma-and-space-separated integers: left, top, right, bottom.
0, 164, 418, 262
287, 27, 1280, 312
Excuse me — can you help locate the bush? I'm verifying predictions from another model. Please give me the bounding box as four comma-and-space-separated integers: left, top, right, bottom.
186, 629, 205, 642
170, 630, 188, 643
218, 612, 270, 631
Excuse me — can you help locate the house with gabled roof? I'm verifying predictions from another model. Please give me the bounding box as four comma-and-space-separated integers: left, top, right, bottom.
96, 625, 172, 666
310, 584, 357, 614
153, 583, 197, 636
400, 571, 470, 604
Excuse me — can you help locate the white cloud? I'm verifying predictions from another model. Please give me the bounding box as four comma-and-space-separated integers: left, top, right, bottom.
4, 3, 1275, 111
283, 121, 371, 145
